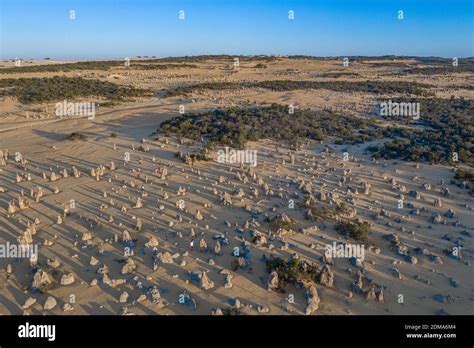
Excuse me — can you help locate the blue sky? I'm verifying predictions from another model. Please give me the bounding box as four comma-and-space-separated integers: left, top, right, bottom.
1, 0, 473, 59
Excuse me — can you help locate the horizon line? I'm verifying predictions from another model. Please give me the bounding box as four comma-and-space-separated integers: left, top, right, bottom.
2, 54, 474, 61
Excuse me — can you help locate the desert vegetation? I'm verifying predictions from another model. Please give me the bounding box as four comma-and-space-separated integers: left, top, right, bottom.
269, 214, 296, 232
454, 169, 474, 183
370, 98, 473, 164
0, 76, 152, 104
0, 60, 124, 73
159, 104, 379, 148
335, 221, 371, 244
163, 80, 433, 98
0, 60, 199, 74
65, 132, 87, 141
265, 256, 319, 291
130, 63, 198, 70
400, 66, 474, 75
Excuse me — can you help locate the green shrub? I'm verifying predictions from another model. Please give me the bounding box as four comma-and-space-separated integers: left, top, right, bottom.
374, 98, 473, 164
335, 221, 371, 244
0, 76, 152, 104
269, 214, 296, 232
65, 132, 87, 141
230, 260, 240, 271
163, 80, 433, 98
159, 104, 380, 148
455, 169, 474, 183
222, 307, 241, 315
265, 256, 319, 290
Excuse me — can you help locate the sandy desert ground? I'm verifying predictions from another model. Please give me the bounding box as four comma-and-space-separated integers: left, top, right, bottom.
0, 56, 473, 315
